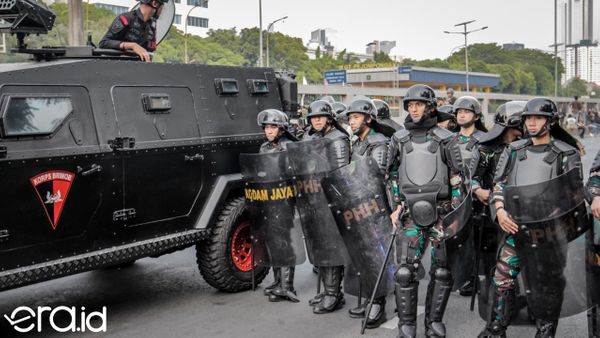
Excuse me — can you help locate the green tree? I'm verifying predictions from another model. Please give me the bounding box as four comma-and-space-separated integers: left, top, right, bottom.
562, 77, 588, 97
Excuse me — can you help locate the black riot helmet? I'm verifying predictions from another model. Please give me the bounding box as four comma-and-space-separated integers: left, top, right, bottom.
453, 96, 481, 116
522, 97, 559, 120
332, 102, 347, 116
402, 84, 436, 113
373, 99, 390, 119
257, 109, 289, 128
318, 95, 336, 105
139, 0, 168, 4
437, 105, 455, 122
521, 97, 558, 137
307, 100, 334, 119
345, 96, 378, 120
495, 101, 526, 128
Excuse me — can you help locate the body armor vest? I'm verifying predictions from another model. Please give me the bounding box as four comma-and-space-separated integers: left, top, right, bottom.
507, 147, 559, 186
398, 137, 449, 199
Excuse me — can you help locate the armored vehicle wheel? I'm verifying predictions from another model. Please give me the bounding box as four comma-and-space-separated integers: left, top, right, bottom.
197, 196, 268, 292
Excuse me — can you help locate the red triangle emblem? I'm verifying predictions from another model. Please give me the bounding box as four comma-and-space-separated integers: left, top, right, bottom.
30, 170, 75, 230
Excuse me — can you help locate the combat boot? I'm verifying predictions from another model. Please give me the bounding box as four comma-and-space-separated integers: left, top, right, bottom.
269, 266, 299, 303
348, 303, 365, 318
365, 297, 387, 329
308, 266, 325, 306
263, 267, 281, 296
477, 285, 514, 338
395, 265, 419, 338
424, 267, 453, 338
534, 319, 558, 338
313, 266, 345, 314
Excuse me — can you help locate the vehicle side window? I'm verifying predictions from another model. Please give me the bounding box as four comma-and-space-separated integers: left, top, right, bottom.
1, 95, 73, 137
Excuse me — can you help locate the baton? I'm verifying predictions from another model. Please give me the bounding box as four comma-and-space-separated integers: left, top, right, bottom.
470, 209, 486, 311
361, 226, 399, 335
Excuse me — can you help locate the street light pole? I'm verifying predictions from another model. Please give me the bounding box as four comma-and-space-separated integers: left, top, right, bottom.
266, 16, 288, 67
444, 20, 488, 92
258, 0, 263, 67
184, 4, 202, 64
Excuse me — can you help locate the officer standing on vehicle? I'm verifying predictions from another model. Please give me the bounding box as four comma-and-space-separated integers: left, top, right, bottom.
256, 109, 300, 302
99, 0, 168, 62
452, 96, 488, 297
478, 98, 583, 338
387, 84, 466, 338
298, 100, 351, 313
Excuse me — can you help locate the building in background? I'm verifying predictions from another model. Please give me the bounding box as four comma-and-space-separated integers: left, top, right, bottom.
502, 43, 525, 50
86, 0, 210, 37
306, 28, 335, 59
365, 40, 396, 55
324, 65, 499, 92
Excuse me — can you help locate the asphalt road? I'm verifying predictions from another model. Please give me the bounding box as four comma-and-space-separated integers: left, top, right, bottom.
0, 138, 598, 338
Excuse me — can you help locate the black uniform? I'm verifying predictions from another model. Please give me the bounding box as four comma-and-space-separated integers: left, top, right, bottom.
99, 9, 157, 52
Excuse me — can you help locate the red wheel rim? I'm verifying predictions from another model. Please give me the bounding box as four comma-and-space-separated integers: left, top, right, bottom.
231, 220, 253, 272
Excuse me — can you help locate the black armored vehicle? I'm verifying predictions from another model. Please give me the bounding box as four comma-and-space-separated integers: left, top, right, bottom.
0, 0, 298, 293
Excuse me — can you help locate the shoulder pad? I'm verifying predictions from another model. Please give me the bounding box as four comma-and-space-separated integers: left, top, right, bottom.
508, 139, 530, 151
391, 129, 411, 143
552, 139, 577, 155
592, 150, 600, 173
325, 128, 349, 141
493, 147, 513, 183
471, 130, 486, 143
366, 132, 389, 145
431, 126, 455, 142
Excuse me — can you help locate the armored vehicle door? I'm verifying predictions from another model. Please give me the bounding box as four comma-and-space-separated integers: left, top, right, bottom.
0, 85, 106, 268
110, 86, 203, 231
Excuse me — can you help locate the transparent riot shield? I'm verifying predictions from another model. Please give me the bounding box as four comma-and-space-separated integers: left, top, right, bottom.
505, 168, 591, 320
285, 138, 351, 267
240, 151, 306, 267
321, 155, 395, 298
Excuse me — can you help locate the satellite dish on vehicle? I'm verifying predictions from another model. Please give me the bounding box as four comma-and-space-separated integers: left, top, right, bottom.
130, 0, 175, 46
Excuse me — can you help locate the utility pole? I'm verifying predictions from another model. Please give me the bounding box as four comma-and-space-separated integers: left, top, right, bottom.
258, 0, 263, 67
444, 20, 488, 92
68, 0, 84, 46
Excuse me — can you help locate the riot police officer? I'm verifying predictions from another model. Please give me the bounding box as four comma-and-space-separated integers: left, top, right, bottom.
479, 97, 584, 338
341, 96, 390, 328
299, 100, 351, 313
453, 96, 488, 296
99, 0, 168, 62
374, 99, 403, 131
387, 84, 466, 338
470, 101, 526, 306
346, 96, 390, 173
437, 105, 457, 132
590, 150, 600, 219
256, 109, 300, 302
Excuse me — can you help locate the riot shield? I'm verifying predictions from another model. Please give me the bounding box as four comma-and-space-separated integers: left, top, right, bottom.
505, 169, 592, 319
240, 152, 306, 267
586, 217, 600, 335
442, 171, 474, 291
321, 155, 395, 298
285, 139, 351, 266
130, 1, 175, 45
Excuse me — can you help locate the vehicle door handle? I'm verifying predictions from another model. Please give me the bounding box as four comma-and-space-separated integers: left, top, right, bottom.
77, 164, 102, 176
185, 154, 204, 162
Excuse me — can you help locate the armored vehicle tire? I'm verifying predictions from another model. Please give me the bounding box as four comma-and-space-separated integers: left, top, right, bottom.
197, 196, 268, 292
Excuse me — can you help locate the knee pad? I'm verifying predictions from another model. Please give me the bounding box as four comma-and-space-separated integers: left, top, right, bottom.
433, 267, 451, 282
395, 265, 415, 286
